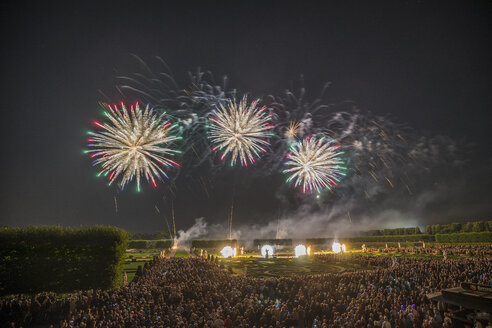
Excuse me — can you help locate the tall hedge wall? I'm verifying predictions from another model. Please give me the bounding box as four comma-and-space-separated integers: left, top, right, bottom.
360, 227, 421, 236
0, 226, 128, 296
435, 232, 492, 243
305, 238, 333, 245
128, 239, 172, 249
345, 234, 435, 242
191, 239, 237, 248
130, 231, 172, 240
253, 239, 292, 246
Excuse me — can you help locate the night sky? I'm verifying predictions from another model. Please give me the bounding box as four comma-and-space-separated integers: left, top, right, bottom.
1, 1, 491, 234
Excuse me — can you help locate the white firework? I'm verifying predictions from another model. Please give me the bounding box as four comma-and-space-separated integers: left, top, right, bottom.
86, 103, 181, 191
209, 96, 274, 166
283, 137, 346, 193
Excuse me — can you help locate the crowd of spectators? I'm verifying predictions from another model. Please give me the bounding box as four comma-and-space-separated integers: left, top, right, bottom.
363, 245, 492, 258
1, 252, 491, 328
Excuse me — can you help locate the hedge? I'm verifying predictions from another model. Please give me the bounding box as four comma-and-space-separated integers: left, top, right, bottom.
360, 227, 421, 236
346, 234, 435, 243
127, 239, 172, 249
0, 226, 128, 296
155, 240, 172, 248
253, 239, 292, 246
435, 232, 492, 243
128, 240, 148, 249
130, 231, 172, 240
191, 239, 237, 248
305, 238, 333, 245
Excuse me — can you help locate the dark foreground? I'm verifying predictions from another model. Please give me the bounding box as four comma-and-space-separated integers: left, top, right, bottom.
1, 254, 491, 328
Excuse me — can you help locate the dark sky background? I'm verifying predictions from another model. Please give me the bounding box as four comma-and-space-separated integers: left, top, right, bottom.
1, 1, 491, 233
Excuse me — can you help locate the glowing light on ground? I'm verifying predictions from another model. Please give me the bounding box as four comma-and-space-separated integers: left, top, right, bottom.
332, 242, 342, 253
220, 246, 235, 258
260, 245, 275, 258
294, 244, 307, 257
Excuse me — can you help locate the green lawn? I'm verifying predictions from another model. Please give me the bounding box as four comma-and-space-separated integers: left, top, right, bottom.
174, 249, 190, 257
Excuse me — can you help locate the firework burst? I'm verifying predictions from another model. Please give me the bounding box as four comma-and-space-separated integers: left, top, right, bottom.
286, 120, 301, 139
283, 137, 346, 193
86, 103, 181, 191
209, 96, 274, 166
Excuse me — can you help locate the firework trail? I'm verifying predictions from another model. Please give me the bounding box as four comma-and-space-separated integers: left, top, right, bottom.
209, 96, 274, 166
283, 137, 346, 193
155, 205, 174, 240
86, 103, 181, 191
114, 195, 118, 213
115, 55, 236, 170
228, 192, 234, 240
171, 200, 177, 240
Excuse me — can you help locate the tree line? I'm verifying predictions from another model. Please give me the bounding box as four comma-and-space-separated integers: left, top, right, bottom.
425, 220, 492, 234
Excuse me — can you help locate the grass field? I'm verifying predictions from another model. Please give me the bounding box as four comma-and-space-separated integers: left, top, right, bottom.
174, 249, 190, 257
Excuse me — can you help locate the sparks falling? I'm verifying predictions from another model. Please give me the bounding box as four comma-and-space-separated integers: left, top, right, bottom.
209, 96, 274, 166
283, 137, 346, 193
86, 103, 181, 191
